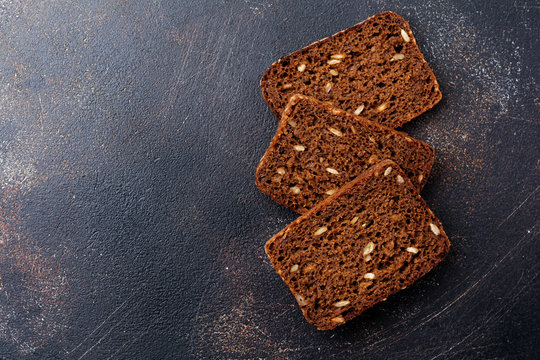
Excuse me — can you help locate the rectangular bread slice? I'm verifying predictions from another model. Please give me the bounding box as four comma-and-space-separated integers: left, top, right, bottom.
260, 11, 441, 128
265, 160, 450, 330
255, 94, 434, 213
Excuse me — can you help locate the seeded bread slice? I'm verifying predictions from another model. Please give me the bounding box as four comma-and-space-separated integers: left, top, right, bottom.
265, 160, 450, 330
261, 11, 441, 128
256, 94, 434, 213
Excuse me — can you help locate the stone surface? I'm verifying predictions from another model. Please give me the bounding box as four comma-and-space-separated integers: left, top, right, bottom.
0, 0, 538, 359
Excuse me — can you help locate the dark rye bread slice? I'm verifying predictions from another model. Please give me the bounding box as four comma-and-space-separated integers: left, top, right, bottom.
265, 160, 450, 330
255, 94, 434, 213
260, 11, 441, 128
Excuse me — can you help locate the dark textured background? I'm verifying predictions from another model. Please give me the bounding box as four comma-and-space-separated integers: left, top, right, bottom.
0, 0, 538, 359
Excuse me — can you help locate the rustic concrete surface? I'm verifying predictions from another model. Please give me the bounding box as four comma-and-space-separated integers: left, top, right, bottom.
0, 0, 538, 359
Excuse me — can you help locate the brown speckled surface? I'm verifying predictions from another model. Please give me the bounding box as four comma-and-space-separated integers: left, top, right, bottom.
0, 1, 538, 359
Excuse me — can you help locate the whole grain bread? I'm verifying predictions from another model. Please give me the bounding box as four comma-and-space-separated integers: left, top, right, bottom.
256, 94, 434, 213
265, 160, 450, 330
260, 11, 441, 128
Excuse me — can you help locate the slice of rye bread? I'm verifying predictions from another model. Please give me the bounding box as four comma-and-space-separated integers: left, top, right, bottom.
260, 11, 441, 128
265, 160, 450, 330
255, 94, 434, 213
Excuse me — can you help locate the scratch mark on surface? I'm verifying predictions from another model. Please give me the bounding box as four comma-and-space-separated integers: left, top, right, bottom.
66, 295, 133, 355
178, 24, 198, 76
417, 226, 536, 328
277, 345, 322, 354
274, 306, 294, 319
431, 268, 539, 360
77, 300, 142, 360
38, 94, 44, 134
497, 185, 539, 228
193, 247, 224, 321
